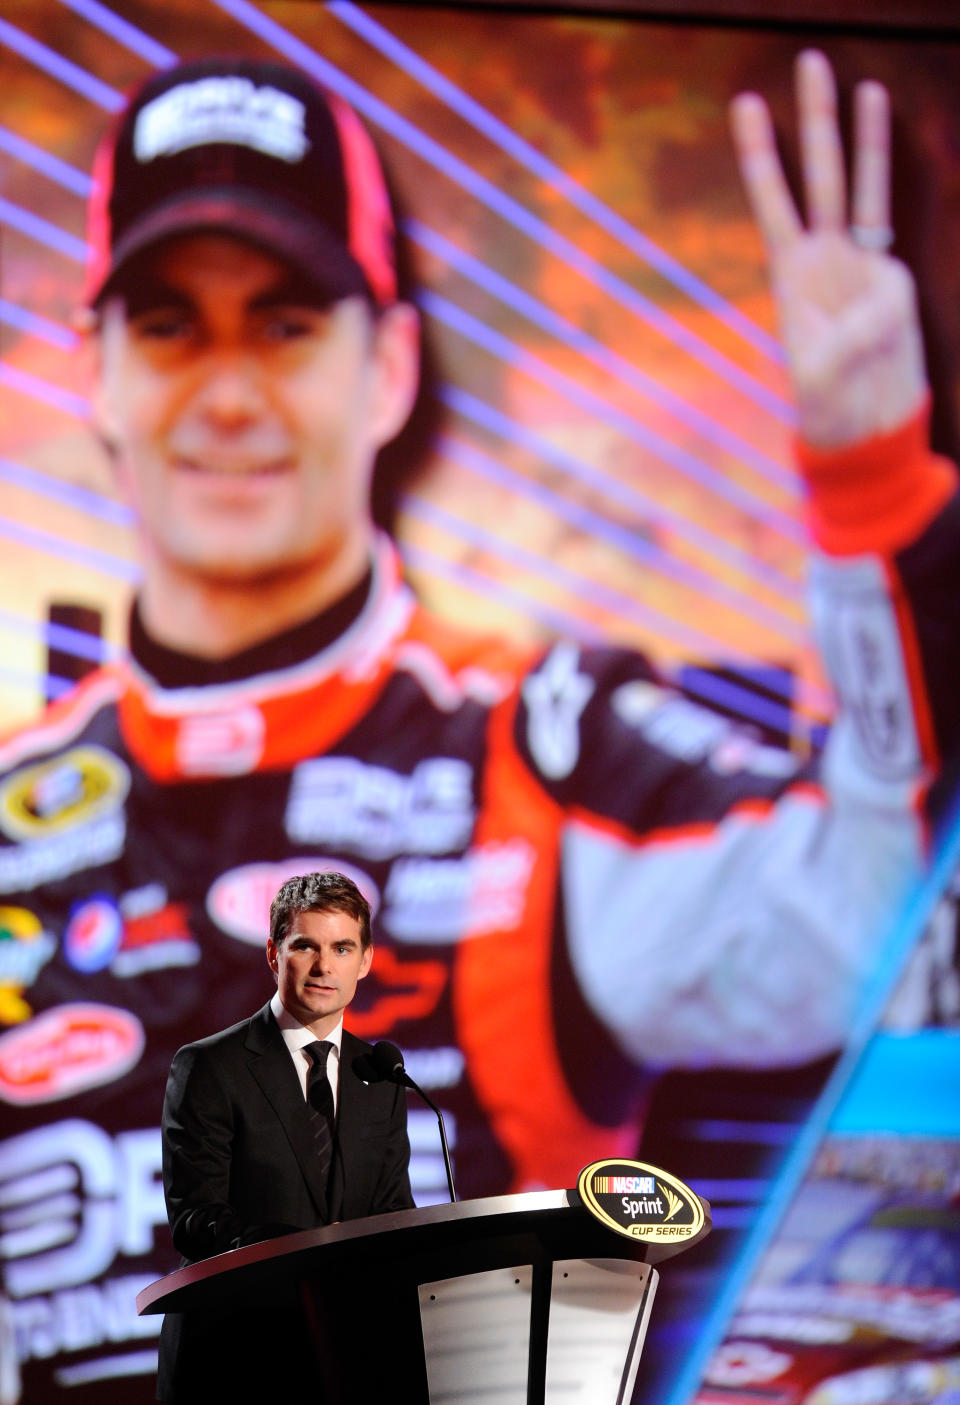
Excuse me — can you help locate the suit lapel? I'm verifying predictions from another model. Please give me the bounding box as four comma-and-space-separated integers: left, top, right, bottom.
244, 1003, 329, 1221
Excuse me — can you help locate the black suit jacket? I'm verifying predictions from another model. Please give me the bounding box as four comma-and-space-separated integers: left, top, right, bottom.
157, 1002, 414, 1401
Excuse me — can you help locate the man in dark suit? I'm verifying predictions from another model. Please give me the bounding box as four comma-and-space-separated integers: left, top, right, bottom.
158, 870, 414, 1402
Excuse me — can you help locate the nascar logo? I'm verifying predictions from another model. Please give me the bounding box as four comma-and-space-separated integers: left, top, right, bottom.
0, 746, 130, 842
577, 1158, 709, 1245
592, 1175, 656, 1194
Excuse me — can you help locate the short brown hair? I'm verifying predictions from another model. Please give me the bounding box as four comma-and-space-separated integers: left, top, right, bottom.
269, 871, 372, 950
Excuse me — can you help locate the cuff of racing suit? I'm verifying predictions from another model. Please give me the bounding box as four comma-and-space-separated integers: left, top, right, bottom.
797, 394, 957, 557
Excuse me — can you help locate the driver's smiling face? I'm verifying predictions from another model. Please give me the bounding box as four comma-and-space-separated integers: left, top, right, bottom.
93, 233, 415, 587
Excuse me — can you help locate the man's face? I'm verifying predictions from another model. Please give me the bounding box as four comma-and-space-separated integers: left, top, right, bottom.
267, 908, 372, 1036
91, 234, 418, 585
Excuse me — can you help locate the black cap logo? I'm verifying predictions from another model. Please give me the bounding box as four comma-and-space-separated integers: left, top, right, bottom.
577, 1158, 706, 1243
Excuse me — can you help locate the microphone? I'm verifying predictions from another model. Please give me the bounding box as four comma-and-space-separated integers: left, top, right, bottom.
370, 1041, 407, 1084
370, 1041, 458, 1204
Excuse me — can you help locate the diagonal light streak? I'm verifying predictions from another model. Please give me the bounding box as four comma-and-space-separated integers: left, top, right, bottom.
404, 542, 810, 738
0, 196, 87, 263
0, 319, 799, 631
6, 9, 797, 540
0, 16, 123, 111
0, 362, 89, 419
407, 473, 830, 716
402, 541, 605, 645
0, 514, 138, 582
0, 300, 77, 351
0, 279, 803, 627
436, 435, 809, 648
55, 0, 177, 67
441, 390, 801, 600
0, 457, 133, 528
424, 290, 804, 542
207, 0, 795, 422
0, 427, 821, 715
0, 142, 798, 564
409, 219, 795, 494
406, 497, 772, 670
681, 666, 824, 740
0, 665, 76, 700
0, 199, 802, 602
26, 0, 791, 416
404, 490, 807, 668
330, 0, 784, 365
2, 4, 821, 731
0, 124, 93, 196
0, 605, 120, 664
25, 2, 794, 463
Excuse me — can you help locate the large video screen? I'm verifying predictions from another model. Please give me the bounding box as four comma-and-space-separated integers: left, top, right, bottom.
1, 3, 959, 1401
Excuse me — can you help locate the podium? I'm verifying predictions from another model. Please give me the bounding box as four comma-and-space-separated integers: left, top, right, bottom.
138, 1188, 709, 1403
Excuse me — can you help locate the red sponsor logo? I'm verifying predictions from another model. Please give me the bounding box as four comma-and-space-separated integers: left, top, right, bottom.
0, 1003, 145, 1104
176, 706, 265, 777
122, 901, 191, 950
207, 858, 379, 946
345, 946, 446, 1038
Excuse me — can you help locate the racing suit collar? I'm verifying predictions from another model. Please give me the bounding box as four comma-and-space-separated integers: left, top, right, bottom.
116, 535, 417, 781
129, 566, 374, 690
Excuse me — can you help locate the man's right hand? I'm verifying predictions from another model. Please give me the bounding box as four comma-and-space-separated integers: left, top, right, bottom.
731, 49, 928, 451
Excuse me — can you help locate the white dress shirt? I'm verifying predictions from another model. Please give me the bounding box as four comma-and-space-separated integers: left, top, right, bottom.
270, 991, 342, 1112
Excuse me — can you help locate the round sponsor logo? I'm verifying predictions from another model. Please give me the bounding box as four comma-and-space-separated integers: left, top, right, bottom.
0, 746, 130, 841
577, 1158, 708, 1245
64, 896, 123, 973
0, 906, 56, 1023
207, 858, 380, 946
0, 1003, 145, 1104
0, 906, 43, 943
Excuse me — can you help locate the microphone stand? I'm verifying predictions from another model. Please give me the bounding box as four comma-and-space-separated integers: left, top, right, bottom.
370, 1043, 458, 1203
403, 1071, 458, 1204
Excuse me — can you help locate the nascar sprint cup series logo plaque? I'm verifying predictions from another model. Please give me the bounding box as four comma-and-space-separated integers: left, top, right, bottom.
578, 1159, 707, 1243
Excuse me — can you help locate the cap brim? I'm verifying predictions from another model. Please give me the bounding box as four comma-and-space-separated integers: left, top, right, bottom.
92, 186, 370, 306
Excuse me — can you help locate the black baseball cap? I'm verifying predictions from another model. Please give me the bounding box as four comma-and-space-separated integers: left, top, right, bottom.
85, 57, 398, 308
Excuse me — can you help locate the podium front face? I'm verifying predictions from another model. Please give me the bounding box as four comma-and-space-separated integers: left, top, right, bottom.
418, 1258, 657, 1404
138, 1190, 709, 1405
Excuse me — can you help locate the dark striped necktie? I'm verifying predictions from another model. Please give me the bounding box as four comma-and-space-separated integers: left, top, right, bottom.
305, 1040, 335, 1184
